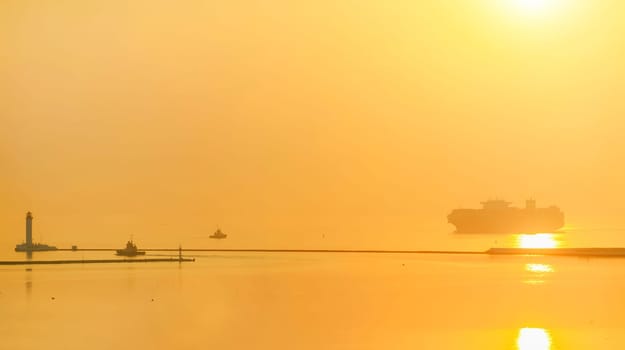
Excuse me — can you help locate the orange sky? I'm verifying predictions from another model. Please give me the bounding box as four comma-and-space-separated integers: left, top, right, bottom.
2, 0, 625, 248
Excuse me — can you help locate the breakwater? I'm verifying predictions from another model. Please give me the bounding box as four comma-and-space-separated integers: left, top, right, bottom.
0, 257, 195, 265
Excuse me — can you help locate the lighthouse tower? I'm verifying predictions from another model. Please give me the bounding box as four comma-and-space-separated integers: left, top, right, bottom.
15, 211, 56, 252
25, 212, 33, 246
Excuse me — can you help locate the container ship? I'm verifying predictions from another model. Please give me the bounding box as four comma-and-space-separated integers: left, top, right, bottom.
448, 199, 564, 233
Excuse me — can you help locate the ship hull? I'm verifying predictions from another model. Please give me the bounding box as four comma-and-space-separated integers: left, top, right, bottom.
448, 207, 564, 234
116, 250, 146, 257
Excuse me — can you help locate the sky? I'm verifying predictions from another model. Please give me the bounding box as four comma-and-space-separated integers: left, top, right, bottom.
2, 0, 625, 249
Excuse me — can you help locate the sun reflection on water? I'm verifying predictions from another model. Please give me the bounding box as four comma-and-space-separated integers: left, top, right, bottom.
525, 263, 554, 273
517, 233, 559, 249
517, 328, 552, 350
524, 263, 554, 284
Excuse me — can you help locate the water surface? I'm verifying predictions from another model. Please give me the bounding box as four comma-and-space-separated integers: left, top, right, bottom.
2, 232, 625, 349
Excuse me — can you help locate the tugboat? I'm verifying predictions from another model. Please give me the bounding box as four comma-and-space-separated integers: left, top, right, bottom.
209, 229, 227, 239
116, 240, 146, 256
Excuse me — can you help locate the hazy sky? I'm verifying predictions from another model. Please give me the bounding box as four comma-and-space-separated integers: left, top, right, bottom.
2, 0, 625, 248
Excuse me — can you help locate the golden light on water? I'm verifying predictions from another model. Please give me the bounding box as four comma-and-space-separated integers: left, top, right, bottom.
525, 263, 554, 273
517, 234, 559, 249
524, 263, 554, 284
517, 328, 552, 350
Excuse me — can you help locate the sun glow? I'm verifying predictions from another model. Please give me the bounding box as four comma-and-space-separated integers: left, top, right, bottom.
517, 234, 559, 249
517, 328, 552, 350
514, 0, 550, 12
506, 0, 563, 18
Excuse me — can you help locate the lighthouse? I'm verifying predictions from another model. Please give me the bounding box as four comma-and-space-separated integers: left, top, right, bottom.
26, 212, 33, 246
15, 211, 57, 252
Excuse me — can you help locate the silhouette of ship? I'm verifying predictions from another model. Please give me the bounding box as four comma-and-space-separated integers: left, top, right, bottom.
15, 212, 57, 252
15, 242, 58, 252
448, 199, 564, 233
116, 240, 146, 256
209, 229, 227, 239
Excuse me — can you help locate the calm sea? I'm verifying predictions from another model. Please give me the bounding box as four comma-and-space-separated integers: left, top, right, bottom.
2, 231, 625, 349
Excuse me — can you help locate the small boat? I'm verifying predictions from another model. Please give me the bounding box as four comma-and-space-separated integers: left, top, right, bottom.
209, 229, 227, 239
116, 240, 146, 256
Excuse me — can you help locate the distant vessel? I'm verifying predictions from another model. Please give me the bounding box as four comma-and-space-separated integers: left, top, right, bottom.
209, 229, 227, 239
116, 240, 146, 256
448, 199, 564, 233
15, 242, 58, 252
15, 212, 57, 252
